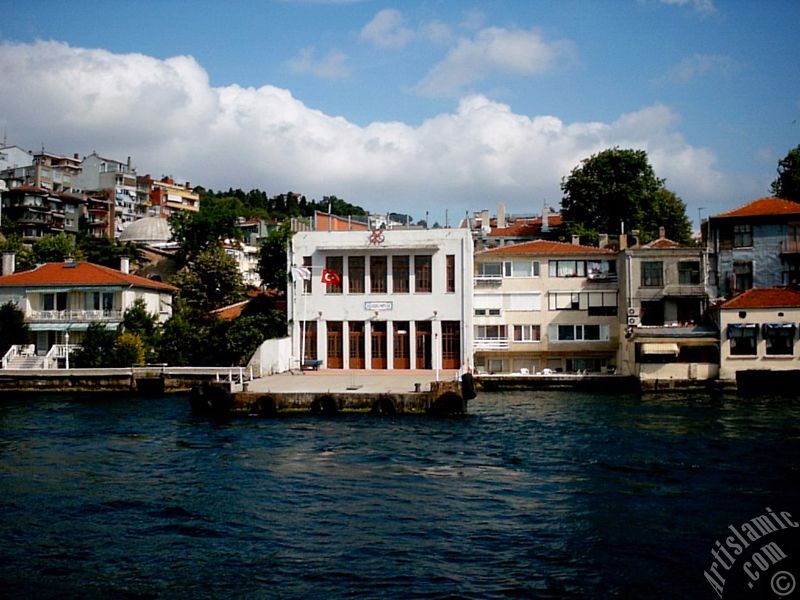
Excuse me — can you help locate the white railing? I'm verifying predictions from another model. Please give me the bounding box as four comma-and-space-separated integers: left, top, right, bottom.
43, 344, 82, 369
474, 338, 510, 350
1, 344, 36, 369
30, 309, 124, 322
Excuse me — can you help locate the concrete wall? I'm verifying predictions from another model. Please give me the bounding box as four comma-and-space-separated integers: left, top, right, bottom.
247, 336, 293, 375
638, 362, 718, 381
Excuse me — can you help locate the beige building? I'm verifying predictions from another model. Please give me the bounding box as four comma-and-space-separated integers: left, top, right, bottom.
473, 239, 619, 374
617, 233, 718, 384
717, 287, 800, 383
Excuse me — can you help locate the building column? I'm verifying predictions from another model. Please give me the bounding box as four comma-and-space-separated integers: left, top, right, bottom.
343, 320, 350, 369
365, 320, 373, 370
387, 321, 395, 370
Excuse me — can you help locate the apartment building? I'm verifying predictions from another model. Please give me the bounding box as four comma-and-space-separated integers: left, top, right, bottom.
289, 227, 473, 372
704, 196, 800, 297
72, 153, 141, 236
473, 239, 619, 374
617, 231, 719, 383
138, 175, 200, 218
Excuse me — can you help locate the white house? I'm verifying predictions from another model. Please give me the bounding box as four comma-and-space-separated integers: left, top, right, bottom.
289, 227, 473, 372
0, 254, 175, 363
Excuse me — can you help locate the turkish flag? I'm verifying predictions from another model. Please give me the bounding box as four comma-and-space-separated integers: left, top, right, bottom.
321, 268, 341, 285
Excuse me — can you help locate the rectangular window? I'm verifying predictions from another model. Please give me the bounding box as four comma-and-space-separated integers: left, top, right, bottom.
513, 325, 541, 342
348, 256, 365, 294
733, 224, 753, 248
764, 325, 795, 356
414, 255, 432, 293
349, 322, 365, 368
549, 292, 581, 311
370, 256, 387, 294
641, 261, 664, 287
729, 325, 757, 356
302, 256, 312, 294
475, 325, 507, 340
587, 291, 618, 316
477, 262, 503, 278
550, 324, 609, 342
302, 321, 317, 360
508, 293, 542, 311
392, 256, 409, 293
679, 261, 701, 285
504, 260, 539, 278
446, 254, 456, 293
733, 261, 753, 293
549, 260, 585, 278
587, 260, 616, 279
325, 256, 343, 294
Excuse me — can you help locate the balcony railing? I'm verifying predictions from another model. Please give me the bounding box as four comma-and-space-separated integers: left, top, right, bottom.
474, 338, 510, 350
30, 309, 124, 322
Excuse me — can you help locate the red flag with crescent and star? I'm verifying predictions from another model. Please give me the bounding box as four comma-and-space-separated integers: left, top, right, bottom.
321, 268, 341, 285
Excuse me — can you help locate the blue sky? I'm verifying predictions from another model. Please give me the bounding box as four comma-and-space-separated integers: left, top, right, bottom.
1, 0, 798, 228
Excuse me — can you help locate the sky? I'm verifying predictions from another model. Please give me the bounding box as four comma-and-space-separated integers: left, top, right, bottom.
1, 0, 798, 229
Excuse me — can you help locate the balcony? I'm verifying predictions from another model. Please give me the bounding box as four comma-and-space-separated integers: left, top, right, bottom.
473, 275, 503, 288
474, 338, 510, 351
30, 309, 124, 323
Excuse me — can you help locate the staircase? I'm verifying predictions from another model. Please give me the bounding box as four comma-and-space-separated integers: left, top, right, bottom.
7, 354, 44, 369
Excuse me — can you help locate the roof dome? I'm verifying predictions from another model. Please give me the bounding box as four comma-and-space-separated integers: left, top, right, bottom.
119, 217, 172, 244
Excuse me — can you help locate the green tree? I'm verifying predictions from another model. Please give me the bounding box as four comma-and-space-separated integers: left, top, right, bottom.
111, 331, 145, 366
77, 235, 143, 268
0, 235, 35, 272
214, 311, 287, 366
0, 301, 31, 353
771, 144, 800, 202
560, 147, 691, 244
258, 221, 292, 291
122, 298, 160, 362
171, 245, 245, 314
32, 233, 81, 263
169, 196, 242, 264
158, 301, 210, 365
72, 323, 119, 368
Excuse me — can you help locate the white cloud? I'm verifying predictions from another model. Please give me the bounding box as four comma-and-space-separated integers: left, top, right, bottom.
359, 9, 414, 49
413, 27, 576, 97
654, 53, 742, 85
286, 47, 350, 79
660, 0, 716, 14
0, 40, 744, 220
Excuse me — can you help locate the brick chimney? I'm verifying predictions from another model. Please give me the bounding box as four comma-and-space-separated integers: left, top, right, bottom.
120, 256, 130, 274
659, 226, 665, 239
2, 252, 15, 276
497, 203, 506, 229
571, 235, 580, 245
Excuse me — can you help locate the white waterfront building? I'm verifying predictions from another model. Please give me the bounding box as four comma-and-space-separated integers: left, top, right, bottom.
289, 227, 474, 373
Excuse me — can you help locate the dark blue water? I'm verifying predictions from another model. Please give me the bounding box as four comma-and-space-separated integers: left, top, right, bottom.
1, 391, 799, 599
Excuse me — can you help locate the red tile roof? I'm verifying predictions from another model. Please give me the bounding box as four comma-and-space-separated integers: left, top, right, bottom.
711, 197, 800, 219
478, 239, 615, 256
0, 261, 176, 292
641, 238, 681, 249
721, 287, 800, 309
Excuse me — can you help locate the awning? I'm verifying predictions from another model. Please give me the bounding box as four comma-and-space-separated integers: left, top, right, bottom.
727, 323, 759, 339
640, 342, 680, 355
762, 322, 796, 330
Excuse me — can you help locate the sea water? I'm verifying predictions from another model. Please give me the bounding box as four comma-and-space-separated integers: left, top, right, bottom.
1, 390, 798, 598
